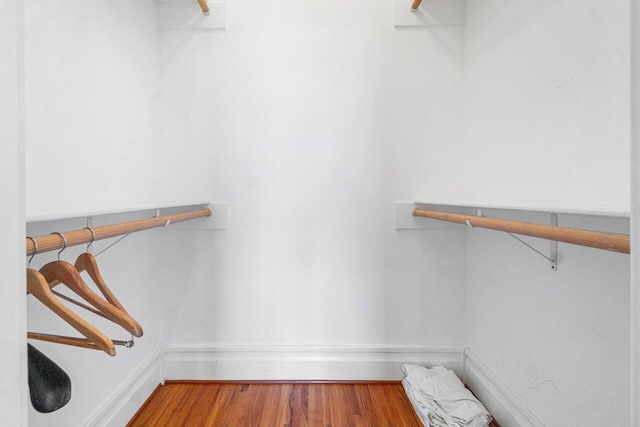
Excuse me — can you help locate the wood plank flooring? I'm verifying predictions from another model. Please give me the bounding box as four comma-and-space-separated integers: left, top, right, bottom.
128, 381, 500, 426
128, 382, 423, 426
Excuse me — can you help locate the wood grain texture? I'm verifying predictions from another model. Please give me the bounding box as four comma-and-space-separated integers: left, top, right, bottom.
197, 0, 209, 14
74, 252, 129, 313
413, 208, 630, 254
25, 208, 211, 256
40, 260, 143, 337
127, 382, 424, 427
26, 268, 116, 356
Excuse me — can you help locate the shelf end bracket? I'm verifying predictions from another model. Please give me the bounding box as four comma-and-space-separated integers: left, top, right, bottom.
504, 213, 557, 271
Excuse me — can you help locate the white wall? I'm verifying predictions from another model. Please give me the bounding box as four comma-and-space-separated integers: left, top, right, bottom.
26, 215, 165, 426
23, 1, 165, 425
157, 0, 467, 369
630, 1, 640, 424
26, 219, 165, 426
463, 1, 631, 426
24, 0, 160, 217
0, 0, 27, 424
18, 0, 635, 424
465, 212, 629, 426
463, 0, 630, 214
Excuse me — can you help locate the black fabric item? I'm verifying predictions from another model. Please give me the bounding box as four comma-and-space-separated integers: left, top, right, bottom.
28, 344, 72, 413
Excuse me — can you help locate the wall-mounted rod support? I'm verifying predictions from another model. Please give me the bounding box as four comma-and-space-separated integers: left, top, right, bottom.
26, 208, 212, 256
197, 0, 210, 15
413, 209, 630, 254
411, 0, 423, 11
506, 232, 555, 263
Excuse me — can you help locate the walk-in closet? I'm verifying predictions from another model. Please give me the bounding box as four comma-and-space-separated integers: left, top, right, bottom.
2, 0, 639, 425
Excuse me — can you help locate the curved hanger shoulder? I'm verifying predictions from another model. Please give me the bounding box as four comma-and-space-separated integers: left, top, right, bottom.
74, 253, 126, 312
39, 261, 143, 338
74, 253, 144, 337
27, 268, 116, 356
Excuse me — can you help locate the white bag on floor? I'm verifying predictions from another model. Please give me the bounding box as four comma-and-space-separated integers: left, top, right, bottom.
402, 364, 492, 427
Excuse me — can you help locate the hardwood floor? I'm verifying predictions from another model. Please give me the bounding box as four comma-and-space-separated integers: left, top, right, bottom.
128, 382, 423, 426
128, 381, 500, 426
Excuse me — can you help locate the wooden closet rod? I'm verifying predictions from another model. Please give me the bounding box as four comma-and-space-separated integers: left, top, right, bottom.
197, 0, 210, 14
412, 209, 630, 254
411, 0, 423, 10
26, 208, 212, 256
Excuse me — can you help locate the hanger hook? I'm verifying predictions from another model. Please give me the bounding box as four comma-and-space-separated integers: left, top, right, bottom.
50, 232, 67, 261
83, 227, 96, 252
27, 237, 38, 268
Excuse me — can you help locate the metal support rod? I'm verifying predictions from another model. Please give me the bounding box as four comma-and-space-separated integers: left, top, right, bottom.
506, 232, 555, 263
94, 234, 130, 258
27, 332, 134, 350
477, 209, 557, 269
413, 208, 630, 254
51, 290, 109, 319
25, 208, 212, 256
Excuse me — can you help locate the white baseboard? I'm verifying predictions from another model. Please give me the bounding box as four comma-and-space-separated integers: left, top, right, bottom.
78, 346, 559, 426
463, 349, 544, 427
163, 344, 465, 381
84, 345, 465, 425
85, 349, 164, 427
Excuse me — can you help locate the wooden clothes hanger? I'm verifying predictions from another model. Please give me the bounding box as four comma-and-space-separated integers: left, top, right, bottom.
26, 268, 116, 356
73, 228, 142, 335
40, 262, 143, 338
75, 227, 133, 316
75, 253, 127, 311
39, 232, 143, 338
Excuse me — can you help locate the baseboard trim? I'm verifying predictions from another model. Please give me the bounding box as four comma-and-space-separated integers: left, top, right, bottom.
85, 349, 164, 427
464, 349, 543, 427
83, 346, 552, 426
164, 379, 404, 384
163, 344, 465, 381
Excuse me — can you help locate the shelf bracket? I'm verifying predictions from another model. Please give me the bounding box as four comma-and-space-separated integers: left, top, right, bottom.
477, 209, 558, 271
505, 213, 558, 271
